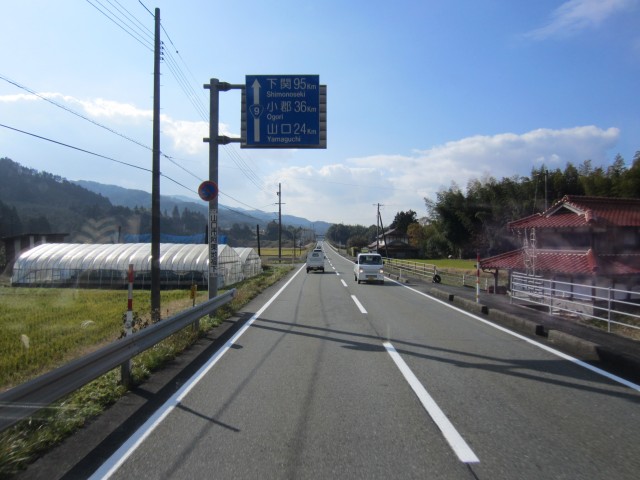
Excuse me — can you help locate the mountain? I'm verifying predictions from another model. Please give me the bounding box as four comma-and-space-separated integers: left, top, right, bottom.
74, 180, 331, 234
74, 180, 209, 217
0, 158, 330, 245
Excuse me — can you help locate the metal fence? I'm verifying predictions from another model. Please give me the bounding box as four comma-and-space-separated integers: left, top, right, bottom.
383, 258, 496, 289
384, 259, 640, 333
511, 272, 640, 333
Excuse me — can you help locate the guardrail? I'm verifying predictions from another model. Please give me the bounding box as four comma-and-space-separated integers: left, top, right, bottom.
511, 273, 640, 333
0, 289, 236, 433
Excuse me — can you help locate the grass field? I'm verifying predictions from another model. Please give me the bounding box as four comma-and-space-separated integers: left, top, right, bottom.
259, 247, 309, 258
0, 288, 201, 389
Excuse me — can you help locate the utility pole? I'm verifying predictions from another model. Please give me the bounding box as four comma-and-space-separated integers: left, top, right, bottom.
378, 206, 389, 258
150, 8, 161, 322
375, 203, 383, 252
256, 224, 261, 256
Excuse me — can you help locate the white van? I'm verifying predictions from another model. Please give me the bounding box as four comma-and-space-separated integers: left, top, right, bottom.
306, 250, 325, 273
354, 253, 384, 284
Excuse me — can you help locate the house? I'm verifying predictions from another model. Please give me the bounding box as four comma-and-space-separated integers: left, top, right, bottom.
480, 195, 640, 291
368, 228, 418, 258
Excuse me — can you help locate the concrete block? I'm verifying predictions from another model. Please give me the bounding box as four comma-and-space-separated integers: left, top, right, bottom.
547, 329, 600, 361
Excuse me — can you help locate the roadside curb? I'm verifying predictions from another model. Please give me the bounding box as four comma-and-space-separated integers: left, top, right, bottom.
426, 286, 640, 380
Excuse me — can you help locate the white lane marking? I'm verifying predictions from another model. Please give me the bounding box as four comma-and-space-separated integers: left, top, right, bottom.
384, 341, 480, 464
393, 280, 640, 392
341, 279, 348, 287
90, 265, 307, 479
351, 295, 367, 314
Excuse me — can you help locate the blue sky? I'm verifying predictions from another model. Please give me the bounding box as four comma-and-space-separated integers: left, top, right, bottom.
1, 0, 639, 225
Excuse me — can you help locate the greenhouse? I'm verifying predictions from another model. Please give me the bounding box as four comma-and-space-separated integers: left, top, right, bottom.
10, 243, 254, 289
234, 247, 262, 279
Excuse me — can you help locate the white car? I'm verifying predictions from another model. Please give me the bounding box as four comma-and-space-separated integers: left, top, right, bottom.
354, 253, 384, 284
306, 250, 325, 273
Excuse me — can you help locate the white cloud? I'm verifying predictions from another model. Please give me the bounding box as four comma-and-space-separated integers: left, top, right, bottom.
0, 91, 234, 158
0, 93, 42, 103
261, 126, 620, 223
0, 92, 624, 224
524, 0, 635, 40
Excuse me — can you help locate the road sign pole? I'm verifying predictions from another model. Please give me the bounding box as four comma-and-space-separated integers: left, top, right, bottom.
203, 79, 243, 301
204, 79, 220, 301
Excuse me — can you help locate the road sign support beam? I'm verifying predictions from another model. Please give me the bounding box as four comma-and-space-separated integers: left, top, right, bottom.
203, 79, 242, 300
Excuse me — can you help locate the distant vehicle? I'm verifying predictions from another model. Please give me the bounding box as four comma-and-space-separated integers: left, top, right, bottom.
306, 250, 325, 273
354, 253, 384, 284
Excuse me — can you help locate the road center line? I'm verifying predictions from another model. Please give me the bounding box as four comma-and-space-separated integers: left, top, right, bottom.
383, 341, 480, 464
351, 295, 367, 314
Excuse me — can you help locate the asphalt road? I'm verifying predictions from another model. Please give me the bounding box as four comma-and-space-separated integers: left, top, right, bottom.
90, 245, 640, 479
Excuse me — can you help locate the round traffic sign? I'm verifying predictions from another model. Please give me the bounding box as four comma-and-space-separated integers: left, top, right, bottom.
198, 181, 218, 201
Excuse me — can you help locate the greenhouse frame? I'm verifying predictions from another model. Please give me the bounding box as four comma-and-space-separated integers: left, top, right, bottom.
233, 247, 262, 279
10, 243, 260, 289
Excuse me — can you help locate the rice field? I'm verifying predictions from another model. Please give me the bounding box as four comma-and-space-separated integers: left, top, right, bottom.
0, 287, 203, 390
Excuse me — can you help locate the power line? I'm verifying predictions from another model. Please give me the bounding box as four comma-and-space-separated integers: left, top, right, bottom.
87, 0, 271, 197
2, 122, 288, 223
0, 122, 192, 192
0, 74, 153, 151
21, 3, 274, 215
0, 123, 150, 172
221, 145, 268, 192
1, 74, 209, 189
162, 48, 209, 121
85, 0, 153, 51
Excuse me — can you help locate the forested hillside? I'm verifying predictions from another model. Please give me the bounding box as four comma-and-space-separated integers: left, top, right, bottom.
0, 158, 331, 270
0, 157, 207, 243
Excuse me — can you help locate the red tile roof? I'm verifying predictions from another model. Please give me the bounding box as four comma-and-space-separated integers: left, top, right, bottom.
508, 195, 640, 230
480, 249, 640, 276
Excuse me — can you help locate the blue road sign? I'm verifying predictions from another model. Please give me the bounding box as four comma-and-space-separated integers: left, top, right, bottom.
245, 75, 320, 148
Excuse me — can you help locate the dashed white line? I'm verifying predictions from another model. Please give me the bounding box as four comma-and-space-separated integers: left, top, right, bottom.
383, 341, 480, 464
351, 295, 367, 314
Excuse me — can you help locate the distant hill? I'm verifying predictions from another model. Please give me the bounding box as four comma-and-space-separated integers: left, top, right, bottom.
0, 158, 114, 240
0, 158, 330, 247
74, 180, 331, 234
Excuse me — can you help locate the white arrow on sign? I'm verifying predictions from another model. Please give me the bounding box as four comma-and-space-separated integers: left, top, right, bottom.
252, 79, 261, 142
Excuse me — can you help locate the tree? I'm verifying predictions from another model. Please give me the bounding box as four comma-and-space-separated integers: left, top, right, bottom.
264, 221, 279, 241
390, 210, 418, 233
347, 235, 369, 249
619, 151, 640, 197
0, 200, 22, 237
406, 223, 426, 248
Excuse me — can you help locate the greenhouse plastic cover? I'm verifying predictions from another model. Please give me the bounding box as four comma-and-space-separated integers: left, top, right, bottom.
11, 243, 260, 287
